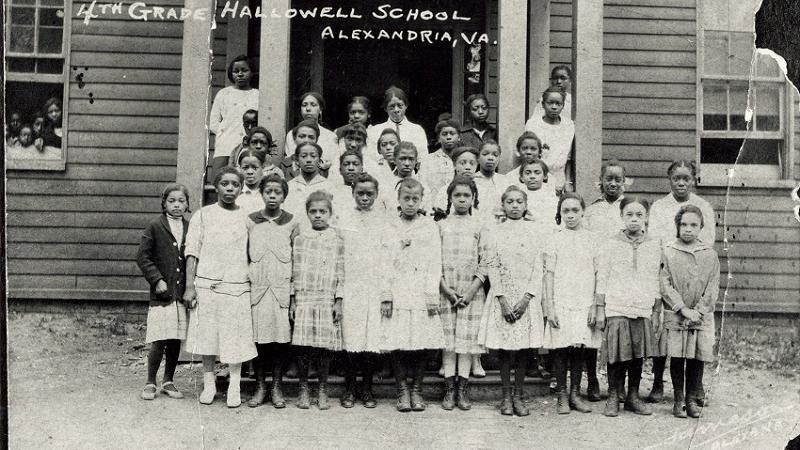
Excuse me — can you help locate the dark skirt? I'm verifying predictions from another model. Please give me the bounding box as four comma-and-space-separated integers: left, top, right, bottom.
603, 316, 654, 364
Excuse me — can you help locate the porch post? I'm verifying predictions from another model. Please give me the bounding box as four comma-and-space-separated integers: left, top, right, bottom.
497, 0, 529, 173
259, 0, 291, 149
528, 0, 550, 116
176, 0, 215, 213
572, 0, 603, 201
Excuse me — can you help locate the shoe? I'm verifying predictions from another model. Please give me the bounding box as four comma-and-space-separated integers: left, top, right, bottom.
441, 377, 456, 410
456, 377, 472, 411
472, 355, 486, 378
318, 383, 330, 410
285, 363, 298, 379
271, 382, 286, 409
646, 381, 664, 403
623, 389, 652, 416
569, 388, 591, 413
512, 392, 529, 417
396, 382, 412, 412
673, 390, 687, 418
160, 382, 184, 399
500, 388, 513, 416
248, 381, 268, 407
226, 385, 241, 408
587, 378, 602, 402
340, 388, 356, 408
410, 384, 426, 411
686, 398, 702, 418
297, 383, 311, 409
556, 389, 570, 415
603, 387, 619, 417
361, 390, 377, 408
141, 383, 157, 401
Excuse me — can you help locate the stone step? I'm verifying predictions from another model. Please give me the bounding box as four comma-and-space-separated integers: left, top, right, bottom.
222, 371, 553, 400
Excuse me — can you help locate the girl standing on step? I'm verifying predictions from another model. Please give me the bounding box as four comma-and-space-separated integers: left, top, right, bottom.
290, 190, 345, 410
646, 160, 716, 406
438, 175, 490, 411
381, 178, 444, 413
524, 86, 575, 194
245, 174, 299, 409
595, 196, 662, 417
136, 183, 191, 401
659, 205, 719, 418
479, 185, 548, 417
184, 167, 257, 408
542, 192, 602, 415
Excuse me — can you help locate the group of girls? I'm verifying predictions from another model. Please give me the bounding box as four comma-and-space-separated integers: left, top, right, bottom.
135, 56, 719, 419
6, 97, 63, 160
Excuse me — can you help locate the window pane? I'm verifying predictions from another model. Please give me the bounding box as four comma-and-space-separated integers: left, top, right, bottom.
41, 0, 64, 5
730, 32, 754, 76
11, 6, 35, 24
7, 57, 35, 72
703, 83, 727, 130
701, 138, 742, 164
39, 8, 64, 26
37, 58, 63, 74
755, 83, 781, 131
701, 138, 781, 166
704, 31, 729, 75
756, 53, 782, 78
11, 0, 36, 4
730, 83, 750, 130
38, 27, 63, 53
10, 25, 34, 52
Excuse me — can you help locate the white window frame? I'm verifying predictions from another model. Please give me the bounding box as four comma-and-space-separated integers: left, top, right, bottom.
695, 1, 796, 188
5, 0, 71, 171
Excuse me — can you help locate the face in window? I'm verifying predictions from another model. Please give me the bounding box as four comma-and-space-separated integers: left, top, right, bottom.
294, 126, 318, 146
301, 95, 322, 121
668, 166, 695, 201
621, 202, 647, 234
9, 112, 21, 132
518, 138, 541, 164
231, 60, 253, 89
453, 151, 478, 179
542, 92, 564, 120
33, 116, 44, 136
47, 103, 62, 125
339, 154, 363, 185
520, 162, 546, 191
550, 68, 572, 93
386, 96, 407, 123
438, 126, 460, 152
468, 98, 489, 123
18, 125, 33, 147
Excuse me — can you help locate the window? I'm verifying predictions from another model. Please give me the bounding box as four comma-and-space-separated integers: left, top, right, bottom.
5, 0, 70, 170
698, 0, 794, 183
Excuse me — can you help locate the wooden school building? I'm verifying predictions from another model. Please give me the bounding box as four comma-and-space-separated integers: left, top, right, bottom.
5, 0, 800, 314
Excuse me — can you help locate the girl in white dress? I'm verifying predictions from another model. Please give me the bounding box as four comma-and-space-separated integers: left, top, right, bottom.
479, 185, 549, 417
524, 86, 575, 193
543, 192, 602, 415
381, 178, 444, 413
367, 86, 430, 164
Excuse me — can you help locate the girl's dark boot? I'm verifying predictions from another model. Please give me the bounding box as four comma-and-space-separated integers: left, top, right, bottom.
441, 377, 456, 410
624, 359, 652, 415
603, 364, 620, 417
500, 388, 513, 416
456, 377, 472, 411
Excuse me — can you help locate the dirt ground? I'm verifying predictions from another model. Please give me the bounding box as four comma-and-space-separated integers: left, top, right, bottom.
6, 312, 800, 449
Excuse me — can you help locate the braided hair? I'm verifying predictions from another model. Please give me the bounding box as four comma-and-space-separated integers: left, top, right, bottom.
444, 174, 479, 217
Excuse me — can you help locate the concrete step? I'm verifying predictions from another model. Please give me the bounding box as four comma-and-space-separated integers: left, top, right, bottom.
222, 371, 553, 400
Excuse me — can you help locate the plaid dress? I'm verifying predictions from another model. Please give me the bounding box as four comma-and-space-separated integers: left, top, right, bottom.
439, 214, 489, 354
291, 227, 344, 350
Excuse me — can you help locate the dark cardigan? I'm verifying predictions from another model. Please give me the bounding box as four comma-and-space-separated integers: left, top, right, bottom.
136, 214, 189, 306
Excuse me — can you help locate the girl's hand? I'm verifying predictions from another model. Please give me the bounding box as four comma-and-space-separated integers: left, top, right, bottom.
318, 159, 332, 171
587, 306, 597, 327
154, 279, 168, 295
34, 137, 44, 152
460, 288, 476, 308
512, 297, 530, 318
547, 313, 560, 329
289, 296, 297, 322
443, 287, 459, 306
680, 307, 702, 324
427, 304, 439, 317
182, 287, 197, 309
332, 299, 343, 323
595, 306, 606, 331
381, 301, 393, 319
498, 296, 516, 323
651, 309, 662, 334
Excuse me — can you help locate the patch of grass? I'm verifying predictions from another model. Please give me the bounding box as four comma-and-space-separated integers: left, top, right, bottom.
717, 325, 800, 377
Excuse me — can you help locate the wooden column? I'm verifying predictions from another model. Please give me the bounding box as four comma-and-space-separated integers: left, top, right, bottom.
528, 0, 550, 116
497, 0, 529, 173
176, 0, 215, 213
572, 0, 603, 201
259, 0, 291, 149
451, 37, 464, 125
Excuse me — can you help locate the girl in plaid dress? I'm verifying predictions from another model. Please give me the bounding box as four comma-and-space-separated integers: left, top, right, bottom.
381, 178, 444, 413
438, 175, 489, 411
479, 185, 549, 417
290, 190, 345, 410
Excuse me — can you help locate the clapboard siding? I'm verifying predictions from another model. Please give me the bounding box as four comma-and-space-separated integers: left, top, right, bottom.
6, 8, 190, 302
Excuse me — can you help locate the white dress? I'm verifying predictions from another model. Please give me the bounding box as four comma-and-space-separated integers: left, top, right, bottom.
524, 187, 560, 226
339, 208, 390, 352
283, 125, 338, 163
208, 87, 259, 161
542, 227, 602, 349
367, 118, 429, 166
479, 218, 549, 350
380, 216, 445, 351
584, 196, 625, 238
236, 186, 264, 214
649, 192, 716, 245
524, 115, 575, 190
